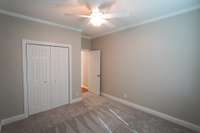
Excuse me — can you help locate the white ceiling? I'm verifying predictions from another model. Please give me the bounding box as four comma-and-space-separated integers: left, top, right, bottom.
0, 0, 199, 38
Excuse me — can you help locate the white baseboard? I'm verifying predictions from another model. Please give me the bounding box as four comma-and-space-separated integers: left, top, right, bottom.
0, 97, 82, 128
70, 97, 82, 104
102, 93, 200, 133
1, 114, 27, 126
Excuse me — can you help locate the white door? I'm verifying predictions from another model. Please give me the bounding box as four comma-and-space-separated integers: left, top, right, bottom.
88, 50, 101, 95
51, 47, 69, 108
27, 44, 70, 115
27, 44, 51, 115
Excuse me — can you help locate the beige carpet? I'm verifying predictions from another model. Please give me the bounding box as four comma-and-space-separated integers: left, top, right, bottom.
2, 92, 197, 133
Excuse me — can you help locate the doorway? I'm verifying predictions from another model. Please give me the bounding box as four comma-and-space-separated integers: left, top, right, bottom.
81, 50, 101, 96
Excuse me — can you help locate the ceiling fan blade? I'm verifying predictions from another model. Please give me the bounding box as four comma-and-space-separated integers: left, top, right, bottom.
77, 0, 92, 10
57, 4, 91, 15
64, 13, 91, 18
104, 20, 115, 28
98, 0, 116, 11
48, 0, 92, 14
103, 12, 131, 19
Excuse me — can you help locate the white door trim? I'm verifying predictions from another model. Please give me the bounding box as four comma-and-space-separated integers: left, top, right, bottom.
22, 39, 72, 117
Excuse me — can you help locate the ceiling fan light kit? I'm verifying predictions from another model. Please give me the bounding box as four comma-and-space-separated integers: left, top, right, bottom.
57, 0, 131, 27
90, 8, 106, 27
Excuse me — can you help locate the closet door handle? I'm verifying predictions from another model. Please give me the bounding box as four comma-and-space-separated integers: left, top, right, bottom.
43, 81, 48, 84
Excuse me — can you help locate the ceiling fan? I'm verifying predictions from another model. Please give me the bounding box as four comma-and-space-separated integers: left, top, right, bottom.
50, 0, 131, 27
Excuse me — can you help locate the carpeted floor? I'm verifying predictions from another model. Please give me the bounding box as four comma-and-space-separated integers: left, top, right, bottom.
2, 92, 197, 133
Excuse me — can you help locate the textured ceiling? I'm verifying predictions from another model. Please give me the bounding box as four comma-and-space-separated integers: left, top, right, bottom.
0, 0, 199, 38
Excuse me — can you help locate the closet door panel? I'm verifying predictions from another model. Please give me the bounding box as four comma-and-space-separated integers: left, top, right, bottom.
51, 47, 69, 108
27, 45, 51, 115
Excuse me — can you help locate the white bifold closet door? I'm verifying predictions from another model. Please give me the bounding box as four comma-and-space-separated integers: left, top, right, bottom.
27, 44, 69, 115
27, 45, 51, 115
51, 47, 69, 108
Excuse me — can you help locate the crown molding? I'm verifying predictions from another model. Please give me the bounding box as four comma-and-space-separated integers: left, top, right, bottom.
0, 9, 82, 32
0, 4, 199, 39
91, 5, 200, 39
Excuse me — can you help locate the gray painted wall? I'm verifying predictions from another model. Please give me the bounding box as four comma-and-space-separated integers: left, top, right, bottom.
92, 9, 200, 125
0, 14, 81, 120
81, 38, 91, 50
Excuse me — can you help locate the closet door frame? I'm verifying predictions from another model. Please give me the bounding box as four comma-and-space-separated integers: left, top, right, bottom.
22, 39, 72, 117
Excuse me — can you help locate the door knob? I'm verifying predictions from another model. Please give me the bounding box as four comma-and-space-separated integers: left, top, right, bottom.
97, 74, 101, 77
43, 81, 47, 84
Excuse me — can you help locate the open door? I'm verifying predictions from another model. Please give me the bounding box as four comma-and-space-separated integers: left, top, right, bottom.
88, 50, 101, 96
